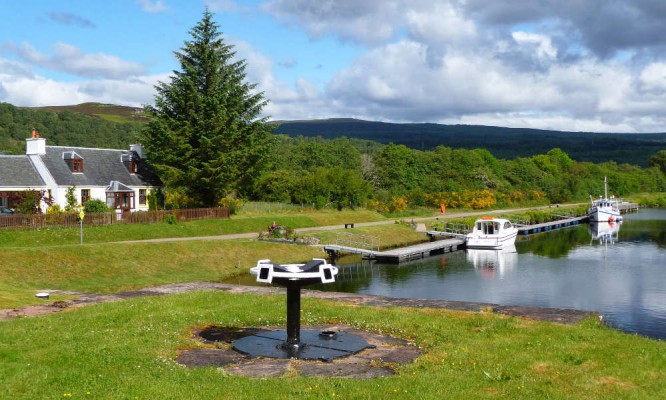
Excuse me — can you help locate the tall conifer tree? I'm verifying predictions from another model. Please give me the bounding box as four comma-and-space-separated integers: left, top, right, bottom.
142, 10, 273, 207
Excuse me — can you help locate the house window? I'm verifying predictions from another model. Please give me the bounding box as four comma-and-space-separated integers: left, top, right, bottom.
107, 192, 135, 211
129, 160, 139, 173
81, 189, 91, 204
139, 189, 147, 205
72, 159, 84, 173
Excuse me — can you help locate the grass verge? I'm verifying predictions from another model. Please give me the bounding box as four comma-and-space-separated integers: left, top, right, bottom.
1, 291, 664, 399
0, 209, 388, 248
0, 240, 323, 309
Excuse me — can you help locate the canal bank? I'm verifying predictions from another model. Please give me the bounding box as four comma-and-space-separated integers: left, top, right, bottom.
1, 281, 598, 325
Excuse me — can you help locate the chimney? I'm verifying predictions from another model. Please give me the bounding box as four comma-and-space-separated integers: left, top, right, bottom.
130, 142, 143, 158
26, 130, 46, 155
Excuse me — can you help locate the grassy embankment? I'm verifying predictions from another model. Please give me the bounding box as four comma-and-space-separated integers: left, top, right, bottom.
0, 203, 596, 309
2, 204, 665, 398
0, 209, 420, 309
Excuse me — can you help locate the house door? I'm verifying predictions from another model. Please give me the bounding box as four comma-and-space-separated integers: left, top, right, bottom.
107, 191, 135, 212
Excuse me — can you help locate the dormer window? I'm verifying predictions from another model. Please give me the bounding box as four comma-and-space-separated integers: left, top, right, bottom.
122, 151, 140, 174
129, 159, 139, 174
63, 151, 84, 173
72, 159, 84, 172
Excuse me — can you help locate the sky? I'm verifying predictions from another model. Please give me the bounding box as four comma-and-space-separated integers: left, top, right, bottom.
3, 0, 666, 133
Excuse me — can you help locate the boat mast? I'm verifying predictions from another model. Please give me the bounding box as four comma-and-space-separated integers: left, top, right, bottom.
604, 176, 607, 200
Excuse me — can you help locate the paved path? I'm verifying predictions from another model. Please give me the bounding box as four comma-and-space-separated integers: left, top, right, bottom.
115, 204, 584, 244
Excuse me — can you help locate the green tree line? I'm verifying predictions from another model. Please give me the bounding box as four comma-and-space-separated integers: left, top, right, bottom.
248, 137, 666, 212
3, 101, 665, 212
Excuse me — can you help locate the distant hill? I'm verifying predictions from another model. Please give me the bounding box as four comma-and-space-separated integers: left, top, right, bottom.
3, 103, 664, 166
271, 118, 666, 166
32, 103, 148, 123
0, 102, 143, 154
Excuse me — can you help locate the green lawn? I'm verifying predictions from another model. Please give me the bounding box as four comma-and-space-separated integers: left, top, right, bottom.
0, 239, 324, 309
1, 291, 664, 399
0, 209, 388, 248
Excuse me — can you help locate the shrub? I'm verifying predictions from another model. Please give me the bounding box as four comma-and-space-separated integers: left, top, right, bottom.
218, 196, 243, 215
84, 199, 111, 213
389, 196, 409, 213
46, 204, 63, 214
65, 186, 79, 212
16, 191, 43, 214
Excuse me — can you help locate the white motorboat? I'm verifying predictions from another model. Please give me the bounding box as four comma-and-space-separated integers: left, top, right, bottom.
588, 177, 622, 223
466, 217, 518, 249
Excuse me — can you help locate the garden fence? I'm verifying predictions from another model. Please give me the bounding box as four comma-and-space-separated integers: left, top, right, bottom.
0, 207, 230, 230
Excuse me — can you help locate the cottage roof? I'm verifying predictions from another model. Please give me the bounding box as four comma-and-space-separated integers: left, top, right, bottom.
106, 180, 134, 192
0, 155, 46, 187
40, 146, 160, 187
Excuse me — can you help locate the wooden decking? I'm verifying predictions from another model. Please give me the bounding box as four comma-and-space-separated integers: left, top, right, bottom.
324, 238, 464, 264
515, 216, 587, 235
619, 202, 640, 213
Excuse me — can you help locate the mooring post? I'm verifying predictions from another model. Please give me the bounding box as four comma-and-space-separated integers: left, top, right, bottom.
284, 282, 302, 353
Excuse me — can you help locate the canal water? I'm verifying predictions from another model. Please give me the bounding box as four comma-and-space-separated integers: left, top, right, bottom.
321, 209, 666, 341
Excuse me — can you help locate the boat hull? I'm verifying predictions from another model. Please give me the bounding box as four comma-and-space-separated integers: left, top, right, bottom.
466, 230, 518, 249
588, 207, 622, 223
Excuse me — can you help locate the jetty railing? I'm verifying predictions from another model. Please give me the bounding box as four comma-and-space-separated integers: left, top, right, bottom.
443, 222, 470, 234
334, 232, 381, 252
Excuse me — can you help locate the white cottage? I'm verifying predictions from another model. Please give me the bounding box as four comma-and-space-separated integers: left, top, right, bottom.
0, 132, 160, 213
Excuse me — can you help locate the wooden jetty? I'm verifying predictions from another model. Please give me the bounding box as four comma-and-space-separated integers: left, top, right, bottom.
426, 215, 589, 238
515, 216, 587, 235
618, 202, 640, 213
324, 238, 464, 264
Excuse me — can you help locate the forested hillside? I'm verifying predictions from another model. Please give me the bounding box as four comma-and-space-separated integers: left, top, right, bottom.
3, 102, 665, 167
252, 136, 666, 212
2, 102, 665, 213
0, 103, 143, 154
273, 119, 666, 167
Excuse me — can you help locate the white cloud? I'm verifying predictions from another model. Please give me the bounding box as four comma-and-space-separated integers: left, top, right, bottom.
204, 0, 238, 13
228, 37, 326, 120
639, 62, 666, 93
256, 0, 666, 132
512, 31, 557, 60
263, 0, 407, 45
5, 41, 146, 79
7, 1, 666, 133
0, 56, 162, 107
137, 0, 170, 13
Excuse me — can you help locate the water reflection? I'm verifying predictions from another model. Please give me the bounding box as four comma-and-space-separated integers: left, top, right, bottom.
467, 245, 518, 280
516, 226, 591, 258
588, 221, 621, 244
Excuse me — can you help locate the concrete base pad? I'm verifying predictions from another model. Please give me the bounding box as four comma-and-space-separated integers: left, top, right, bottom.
176, 324, 420, 378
